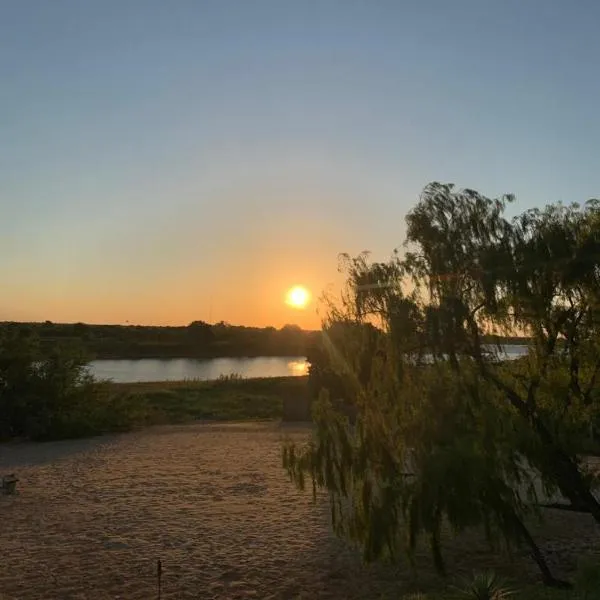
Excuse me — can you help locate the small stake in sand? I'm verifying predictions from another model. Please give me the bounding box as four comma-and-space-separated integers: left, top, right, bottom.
1, 474, 18, 495
157, 559, 162, 600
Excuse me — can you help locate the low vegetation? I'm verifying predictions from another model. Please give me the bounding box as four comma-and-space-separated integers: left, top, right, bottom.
0, 331, 137, 441
112, 375, 308, 425
0, 326, 308, 440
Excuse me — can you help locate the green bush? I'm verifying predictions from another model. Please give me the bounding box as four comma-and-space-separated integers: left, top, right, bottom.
0, 330, 138, 440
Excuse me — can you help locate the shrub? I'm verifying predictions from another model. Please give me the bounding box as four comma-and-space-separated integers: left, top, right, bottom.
216, 372, 244, 382
0, 330, 137, 440
456, 572, 514, 600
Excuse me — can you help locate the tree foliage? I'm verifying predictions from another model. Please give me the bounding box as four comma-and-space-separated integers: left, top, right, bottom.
0, 330, 135, 440
283, 182, 600, 586
0, 320, 318, 360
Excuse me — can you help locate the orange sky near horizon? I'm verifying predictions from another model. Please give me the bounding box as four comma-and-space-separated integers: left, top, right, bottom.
3, 214, 353, 329
3, 280, 325, 330
3, 264, 343, 330
2, 168, 375, 329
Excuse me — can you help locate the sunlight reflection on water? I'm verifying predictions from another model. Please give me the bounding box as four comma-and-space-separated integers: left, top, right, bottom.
287, 359, 309, 376
88, 356, 309, 383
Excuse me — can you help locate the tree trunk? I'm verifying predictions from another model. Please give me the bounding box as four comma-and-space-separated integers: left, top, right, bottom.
483, 368, 600, 522
532, 418, 600, 523
510, 511, 572, 589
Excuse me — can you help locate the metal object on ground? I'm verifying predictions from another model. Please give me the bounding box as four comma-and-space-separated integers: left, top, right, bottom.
1, 474, 18, 495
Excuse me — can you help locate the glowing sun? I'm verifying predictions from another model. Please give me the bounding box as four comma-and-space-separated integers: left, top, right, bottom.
285, 285, 310, 309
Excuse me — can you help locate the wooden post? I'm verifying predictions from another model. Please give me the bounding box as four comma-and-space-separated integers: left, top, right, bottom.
157, 559, 162, 600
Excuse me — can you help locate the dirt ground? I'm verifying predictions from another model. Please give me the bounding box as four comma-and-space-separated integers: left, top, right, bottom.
1, 422, 599, 599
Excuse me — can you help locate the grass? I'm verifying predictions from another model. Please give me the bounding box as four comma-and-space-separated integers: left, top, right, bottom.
109, 375, 309, 426
0, 374, 309, 441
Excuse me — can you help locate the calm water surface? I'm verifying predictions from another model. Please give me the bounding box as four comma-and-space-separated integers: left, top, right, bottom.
88, 345, 527, 383
88, 356, 309, 383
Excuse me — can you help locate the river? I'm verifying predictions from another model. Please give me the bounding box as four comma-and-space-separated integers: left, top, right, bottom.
87, 344, 528, 384
87, 356, 309, 383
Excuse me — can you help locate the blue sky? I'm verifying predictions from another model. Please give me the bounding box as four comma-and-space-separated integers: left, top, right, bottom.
2, 0, 599, 326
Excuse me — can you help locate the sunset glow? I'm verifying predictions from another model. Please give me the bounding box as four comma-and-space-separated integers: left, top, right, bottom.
285, 286, 310, 309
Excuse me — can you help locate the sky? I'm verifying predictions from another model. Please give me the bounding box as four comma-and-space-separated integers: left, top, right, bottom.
2, 0, 600, 329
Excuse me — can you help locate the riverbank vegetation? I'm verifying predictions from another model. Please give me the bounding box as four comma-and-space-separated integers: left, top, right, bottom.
0, 319, 529, 361
111, 375, 308, 424
0, 332, 134, 441
284, 182, 600, 591
0, 320, 320, 359
0, 327, 308, 440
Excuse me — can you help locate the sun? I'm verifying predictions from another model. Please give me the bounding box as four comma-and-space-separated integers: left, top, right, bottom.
285, 285, 310, 309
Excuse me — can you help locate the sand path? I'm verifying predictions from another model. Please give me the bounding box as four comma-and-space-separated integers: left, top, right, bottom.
0, 423, 405, 600
1, 422, 599, 599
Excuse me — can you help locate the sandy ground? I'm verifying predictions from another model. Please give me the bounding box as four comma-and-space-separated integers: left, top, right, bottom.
0, 423, 397, 600
1, 422, 599, 600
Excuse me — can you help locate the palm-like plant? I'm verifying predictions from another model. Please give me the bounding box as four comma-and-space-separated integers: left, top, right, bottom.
457, 571, 514, 600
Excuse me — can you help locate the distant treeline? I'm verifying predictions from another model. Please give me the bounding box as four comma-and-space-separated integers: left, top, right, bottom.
0, 320, 321, 360
0, 320, 530, 361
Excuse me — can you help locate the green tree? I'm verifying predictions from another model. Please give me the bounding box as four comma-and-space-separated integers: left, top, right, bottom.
402, 183, 600, 519
283, 182, 600, 587
186, 320, 216, 347
0, 330, 136, 440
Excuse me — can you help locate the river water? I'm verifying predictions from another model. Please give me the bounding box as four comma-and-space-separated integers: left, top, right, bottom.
87, 344, 528, 384
87, 356, 309, 383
